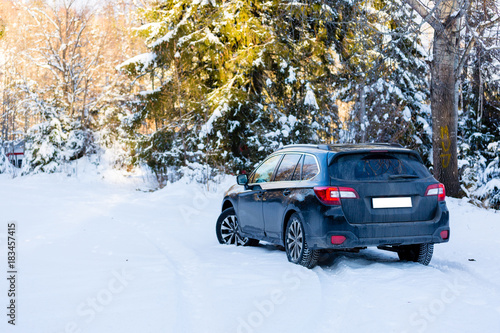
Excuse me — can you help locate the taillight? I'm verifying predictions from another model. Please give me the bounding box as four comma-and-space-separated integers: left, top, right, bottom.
440, 230, 449, 240
331, 235, 346, 245
425, 183, 446, 201
314, 186, 359, 205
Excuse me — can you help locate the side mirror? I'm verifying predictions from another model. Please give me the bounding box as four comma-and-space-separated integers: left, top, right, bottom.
236, 174, 248, 186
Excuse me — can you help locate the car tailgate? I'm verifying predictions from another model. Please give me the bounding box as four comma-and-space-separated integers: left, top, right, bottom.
337, 180, 438, 224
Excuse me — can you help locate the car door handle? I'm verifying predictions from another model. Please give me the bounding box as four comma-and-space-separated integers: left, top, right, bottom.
283, 189, 291, 196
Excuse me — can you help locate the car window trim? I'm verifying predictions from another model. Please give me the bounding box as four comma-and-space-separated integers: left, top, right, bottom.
291, 154, 304, 181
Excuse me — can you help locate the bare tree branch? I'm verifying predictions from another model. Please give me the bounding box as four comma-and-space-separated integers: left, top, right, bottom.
404, 0, 445, 33
456, 15, 500, 79
456, 37, 476, 80
479, 15, 500, 30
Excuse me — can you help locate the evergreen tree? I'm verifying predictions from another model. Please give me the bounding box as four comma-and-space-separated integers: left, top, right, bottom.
22, 106, 68, 174
0, 143, 13, 174
458, 0, 500, 208
121, 0, 341, 175
335, 0, 431, 162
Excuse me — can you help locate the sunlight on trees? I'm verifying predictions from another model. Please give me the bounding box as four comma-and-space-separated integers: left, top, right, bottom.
0, 0, 499, 206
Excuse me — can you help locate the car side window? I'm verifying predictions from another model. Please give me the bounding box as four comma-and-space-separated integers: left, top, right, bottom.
274, 154, 302, 182
249, 155, 282, 183
302, 155, 319, 180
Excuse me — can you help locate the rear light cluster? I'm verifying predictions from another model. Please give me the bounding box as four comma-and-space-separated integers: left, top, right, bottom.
314, 186, 359, 205
425, 183, 446, 201
314, 187, 355, 245
331, 235, 346, 245
440, 230, 449, 240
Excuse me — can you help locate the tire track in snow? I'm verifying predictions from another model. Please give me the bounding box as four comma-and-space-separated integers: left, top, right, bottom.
131, 219, 205, 333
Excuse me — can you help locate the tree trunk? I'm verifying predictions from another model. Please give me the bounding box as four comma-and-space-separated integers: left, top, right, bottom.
430, 1, 461, 197
477, 49, 484, 129
359, 83, 366, 142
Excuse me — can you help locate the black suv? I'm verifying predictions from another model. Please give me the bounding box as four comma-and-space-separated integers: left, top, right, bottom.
216, 144, 450, 268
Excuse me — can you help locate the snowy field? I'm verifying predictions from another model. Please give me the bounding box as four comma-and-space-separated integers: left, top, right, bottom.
1, 172, 500, 333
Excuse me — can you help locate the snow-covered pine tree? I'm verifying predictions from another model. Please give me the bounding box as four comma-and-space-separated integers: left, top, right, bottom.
22, 105, 68, 174
0, 143, 13, 174
458, 0, 500, 208
335, 0, 431, 162
121, 0, 342, 175
264, 0, 341, 146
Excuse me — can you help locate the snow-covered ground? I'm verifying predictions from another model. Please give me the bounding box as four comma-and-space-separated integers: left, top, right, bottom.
1, 172, 500, 333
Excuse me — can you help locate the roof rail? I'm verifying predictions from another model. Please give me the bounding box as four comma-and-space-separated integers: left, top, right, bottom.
279, 144, 330, 150
279, 142, 404, 151
327, 142, 404, 149
366, 142, 404, 148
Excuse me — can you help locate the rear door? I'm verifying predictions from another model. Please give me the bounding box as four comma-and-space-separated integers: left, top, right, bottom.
329, 152, 438, 224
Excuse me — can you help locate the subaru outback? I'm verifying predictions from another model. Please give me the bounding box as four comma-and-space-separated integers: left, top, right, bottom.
215, 144, 450, 268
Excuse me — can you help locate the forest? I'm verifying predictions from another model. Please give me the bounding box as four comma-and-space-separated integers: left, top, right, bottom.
0, 0, 499, 209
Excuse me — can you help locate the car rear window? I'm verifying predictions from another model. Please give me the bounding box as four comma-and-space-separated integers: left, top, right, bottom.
330, 153, 431, 181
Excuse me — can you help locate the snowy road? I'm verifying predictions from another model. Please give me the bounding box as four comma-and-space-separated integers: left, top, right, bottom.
1, 174, 500, 333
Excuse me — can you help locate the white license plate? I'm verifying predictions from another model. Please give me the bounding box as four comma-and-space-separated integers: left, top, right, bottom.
372, 197, 412, 209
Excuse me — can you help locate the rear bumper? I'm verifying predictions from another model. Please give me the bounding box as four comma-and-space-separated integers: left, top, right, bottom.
307, 205, 450, 250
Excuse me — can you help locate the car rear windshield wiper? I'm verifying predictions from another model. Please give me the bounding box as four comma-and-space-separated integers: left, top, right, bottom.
389, 174, 419, 179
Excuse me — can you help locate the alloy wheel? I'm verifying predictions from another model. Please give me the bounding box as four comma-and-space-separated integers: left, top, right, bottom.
287, 218, 304, 262
220, 214, 249, 246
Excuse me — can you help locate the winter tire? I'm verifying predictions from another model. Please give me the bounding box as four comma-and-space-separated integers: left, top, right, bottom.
397, 243, 434, 265
285, 213, 320, 269
216, 208, 258, 246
